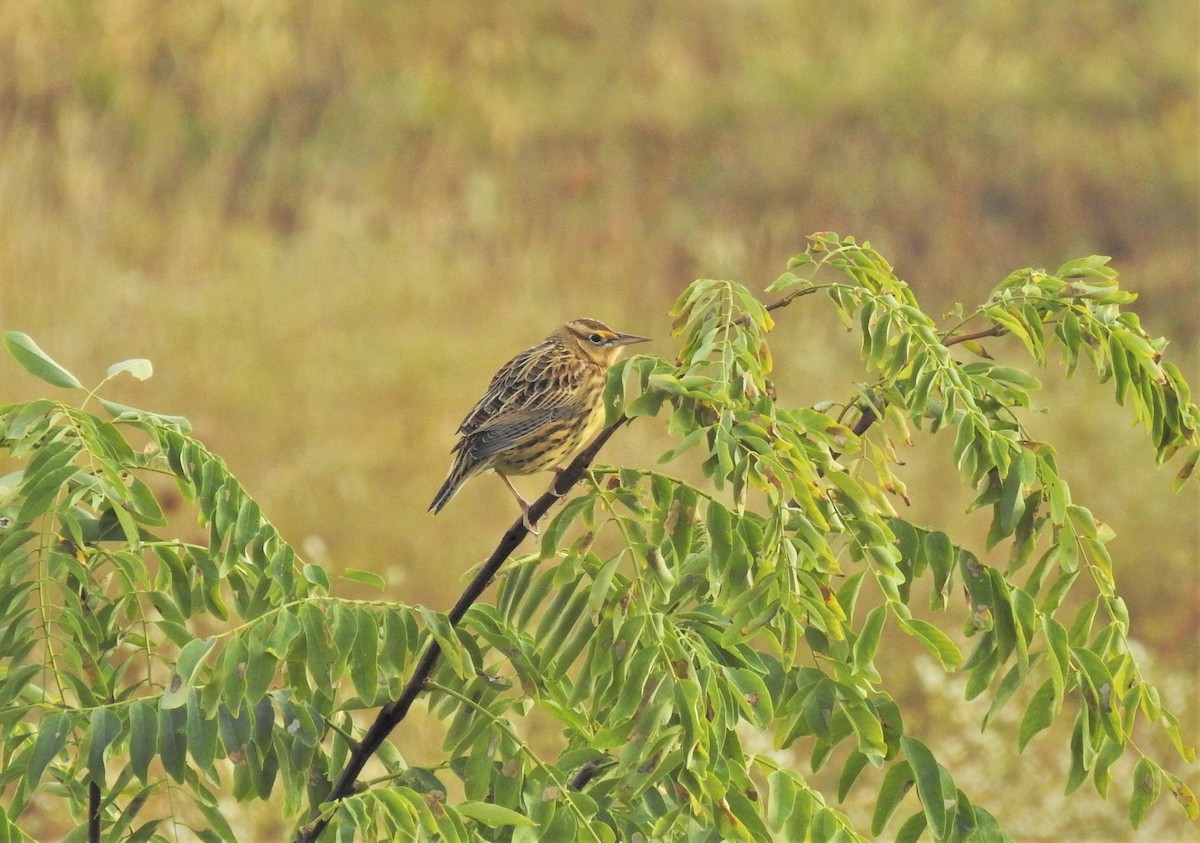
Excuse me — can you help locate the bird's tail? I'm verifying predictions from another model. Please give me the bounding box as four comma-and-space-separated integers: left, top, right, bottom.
429, 454, 476, 514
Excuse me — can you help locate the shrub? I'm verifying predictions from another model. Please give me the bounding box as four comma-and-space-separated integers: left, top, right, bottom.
1, 234, 1196, 841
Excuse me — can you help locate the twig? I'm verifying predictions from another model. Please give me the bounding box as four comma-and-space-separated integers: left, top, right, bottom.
294, 416, 631, 843
851, 406, 877, 438
734, 287, 821, 327
944, 325, 1006, 347
849, 324, 1007, 437
569, 759, 609, 790
88, 780, 101, 843
764, 286, 821, 315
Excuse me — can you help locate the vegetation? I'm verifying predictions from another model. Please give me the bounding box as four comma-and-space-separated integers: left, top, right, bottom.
1, 1, 1195, 839
1, 235, 1196, 841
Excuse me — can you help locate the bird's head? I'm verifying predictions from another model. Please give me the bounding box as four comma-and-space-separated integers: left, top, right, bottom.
561, 318, 650, 367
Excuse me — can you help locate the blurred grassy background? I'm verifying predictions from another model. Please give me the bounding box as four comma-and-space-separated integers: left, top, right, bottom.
1, 0, 1196, 838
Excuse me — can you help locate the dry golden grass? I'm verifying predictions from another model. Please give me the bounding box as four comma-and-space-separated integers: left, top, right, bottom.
1, 1, 1196, 838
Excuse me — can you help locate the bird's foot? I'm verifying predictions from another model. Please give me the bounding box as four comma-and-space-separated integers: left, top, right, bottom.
500, 474, 540, 534
520, 504, 540, 535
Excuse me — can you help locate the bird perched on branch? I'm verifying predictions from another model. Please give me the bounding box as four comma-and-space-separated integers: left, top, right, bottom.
429, 317, 650, 531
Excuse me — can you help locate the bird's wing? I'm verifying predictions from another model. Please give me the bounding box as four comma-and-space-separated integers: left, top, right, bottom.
455, 343, 586, 436
459, 404, 582, 463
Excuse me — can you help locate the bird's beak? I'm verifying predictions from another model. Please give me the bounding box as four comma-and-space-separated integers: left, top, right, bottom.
612, 333, 651, 347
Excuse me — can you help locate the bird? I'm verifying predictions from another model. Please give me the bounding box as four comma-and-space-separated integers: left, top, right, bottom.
429, 317, 650, 531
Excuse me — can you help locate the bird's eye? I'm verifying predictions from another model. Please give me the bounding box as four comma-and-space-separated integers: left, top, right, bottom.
589, 333, 606, 345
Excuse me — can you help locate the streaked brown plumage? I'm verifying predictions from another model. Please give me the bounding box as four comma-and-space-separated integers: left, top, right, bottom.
430, 318, 649, 529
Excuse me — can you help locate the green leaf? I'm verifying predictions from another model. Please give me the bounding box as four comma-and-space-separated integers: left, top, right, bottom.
992, 460, 1027, 544
27, 711, 72, 791
163, 637, 215, 709
766, 770, 798, 833
987, 366, 1042, 392
707, 501, 733, 563
3, 332, 83, 388
127, 477, 167, 525
538, 588, 590, 669
157, 704, 187, 783
837, 749, 869, 803
98, 399, 193, 431
420, 607, 470, 680
724, 785, 772, 841
87, 707, 121, 788
872, 760, 914, 835
540, 493, 595, 557
186, 690, 219, 772
106, 358, 154, 381
380, 607, 414, 676
1092, 736, 1125, 798
1130, 757, 1161, 829
895, 810, 927, 843
1173, 448, 1199, 492
625, 388, 669, 419
852, 606, 887, 673
587, 554, 622, 616
302, 563, 330, 592
780, 791, 815, 842
1042, 616, 1069, 712
232, 497, 262, 552
456, 801, 536, 828
193, 791, 240, 843
1167, 773, 1199, 821
722, 666, 774, 728
1055, 255, 1114, 279
1071, 646, 1121, 741
350, 610, 380, 702
1018, 678, 1057, 751
217, 636, 248, 711
300, 602, 336, 685
765, 269, 812, 293
895, 616, 962, 669
923, 531, 954, 611
901, 736, 946, 841
16, 463, 79, 526
129, 700, 158, 783
331, 603, 360, 667
110, 501, 142, 551
0, 804, 19, 843
982, 662, 1026, 731
1068, 707, 1096, 797
843, 698, 887, 765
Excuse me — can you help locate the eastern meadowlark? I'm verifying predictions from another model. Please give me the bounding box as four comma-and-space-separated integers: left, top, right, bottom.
429, 318, 650, 530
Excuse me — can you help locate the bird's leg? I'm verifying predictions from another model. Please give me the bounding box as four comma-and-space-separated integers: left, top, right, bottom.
500, 474, 539, 534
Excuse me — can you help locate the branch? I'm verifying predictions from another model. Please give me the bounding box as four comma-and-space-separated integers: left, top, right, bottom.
764, 286, 821, 315
849, 324, 1007, 439
295, 416, 632, 843
735, 286, 821, 327
851, 406, 877, 438
569, 759, 609, 790
88, 779, 101, 843
944, 324, 1006, 347
296, 302, 1003, 839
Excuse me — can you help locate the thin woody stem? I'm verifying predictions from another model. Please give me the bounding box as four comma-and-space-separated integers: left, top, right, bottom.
294, 417, 630, 843
851, 324, 1007, 436
88, 780, 101, 843
944, 324, 1006, 347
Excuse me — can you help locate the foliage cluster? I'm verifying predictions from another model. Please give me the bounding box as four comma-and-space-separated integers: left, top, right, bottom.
0, 235, 1197, 841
